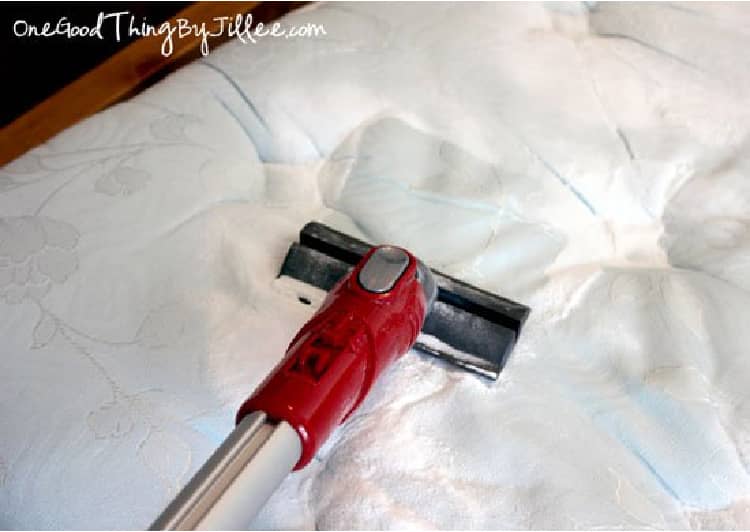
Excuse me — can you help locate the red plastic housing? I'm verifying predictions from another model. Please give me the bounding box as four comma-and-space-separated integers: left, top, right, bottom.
236, 246, 428, 469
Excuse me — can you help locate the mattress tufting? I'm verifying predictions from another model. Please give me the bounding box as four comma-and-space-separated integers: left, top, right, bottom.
1, 2, 750, 529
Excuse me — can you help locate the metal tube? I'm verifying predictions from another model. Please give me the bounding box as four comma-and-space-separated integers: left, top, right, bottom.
150, 411, 301, 530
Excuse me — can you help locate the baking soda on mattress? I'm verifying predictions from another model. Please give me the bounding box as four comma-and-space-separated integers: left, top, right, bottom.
2, 1, 750, 529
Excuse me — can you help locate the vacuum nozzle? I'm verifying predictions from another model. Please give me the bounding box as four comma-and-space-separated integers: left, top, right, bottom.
278, 222, 530, 379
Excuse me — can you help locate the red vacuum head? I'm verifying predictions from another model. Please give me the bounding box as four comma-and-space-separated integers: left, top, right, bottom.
236, 245, 433, 469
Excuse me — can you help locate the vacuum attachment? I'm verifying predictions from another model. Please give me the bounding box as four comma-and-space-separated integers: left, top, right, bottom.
279, 222, 529, 379
152, 223, 531, 530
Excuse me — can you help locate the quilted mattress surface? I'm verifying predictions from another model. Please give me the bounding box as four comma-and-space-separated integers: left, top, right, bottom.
1, 2, 750, 529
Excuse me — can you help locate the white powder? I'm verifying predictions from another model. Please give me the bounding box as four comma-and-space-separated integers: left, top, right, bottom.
250, 2, 750, 528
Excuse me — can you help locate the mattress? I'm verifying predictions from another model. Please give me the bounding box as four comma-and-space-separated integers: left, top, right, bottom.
1, 1, 750, 529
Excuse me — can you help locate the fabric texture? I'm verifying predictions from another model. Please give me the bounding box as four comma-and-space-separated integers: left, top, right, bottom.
1, 2, 750, 529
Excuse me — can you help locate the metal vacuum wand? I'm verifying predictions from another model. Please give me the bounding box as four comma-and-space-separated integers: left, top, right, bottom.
151, 245, 434, 530
150, 411, 301, 530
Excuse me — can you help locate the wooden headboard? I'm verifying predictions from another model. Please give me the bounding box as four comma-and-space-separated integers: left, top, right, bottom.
0, 2, 306, 167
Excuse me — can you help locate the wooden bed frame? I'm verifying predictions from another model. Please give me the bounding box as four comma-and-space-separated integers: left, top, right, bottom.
0, 2, 305, 167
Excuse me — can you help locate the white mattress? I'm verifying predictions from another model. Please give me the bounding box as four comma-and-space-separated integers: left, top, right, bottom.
2, 2, 750, 529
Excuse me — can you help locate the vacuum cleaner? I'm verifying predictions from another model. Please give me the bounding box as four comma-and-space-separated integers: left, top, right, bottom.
150, 222, 529, 530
